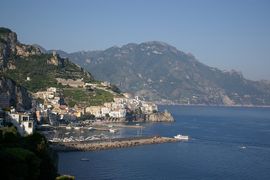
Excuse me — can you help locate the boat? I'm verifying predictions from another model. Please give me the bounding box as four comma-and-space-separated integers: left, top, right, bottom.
88, 127, 93, 130
136, 123, 140, 126
66, 126, 72, 130
174, 134, 189, 140
74, 127, 80, 130
109, 128, 118, 133
240, 146, 247, 149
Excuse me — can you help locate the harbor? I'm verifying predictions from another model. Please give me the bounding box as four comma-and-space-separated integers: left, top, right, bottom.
50, 136, 182, 152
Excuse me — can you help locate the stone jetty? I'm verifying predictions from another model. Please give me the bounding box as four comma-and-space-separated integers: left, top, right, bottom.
50, 136, 180, 152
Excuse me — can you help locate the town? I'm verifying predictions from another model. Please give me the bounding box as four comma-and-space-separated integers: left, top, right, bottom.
0, 80, 168, 137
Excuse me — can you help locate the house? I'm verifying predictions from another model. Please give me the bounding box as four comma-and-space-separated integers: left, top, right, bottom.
101, 81, 111, 87
101, 107, 110, 117
141, 102, 158, 114
109, 109, 126, 118
85, 106, 102, 118
47, 87, 57, 93
8, 111, 35, 135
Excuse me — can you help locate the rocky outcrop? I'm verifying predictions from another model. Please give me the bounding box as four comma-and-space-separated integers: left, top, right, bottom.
0, 27, 41, 70
0, 76, 32, 110
16, 44, 41, 57
146, 110, 174, 122
47, 51, 64, 66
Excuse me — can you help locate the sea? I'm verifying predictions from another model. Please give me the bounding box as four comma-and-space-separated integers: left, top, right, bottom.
58, 105, 270, 180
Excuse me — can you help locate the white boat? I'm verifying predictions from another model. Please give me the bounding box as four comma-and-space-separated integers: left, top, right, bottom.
74, 127, 80, 130
66, 126, 72, 130
174, 134, 189, 140
136, 123, 140, 126
109, 128, 118, 133
88, 127, 93, 130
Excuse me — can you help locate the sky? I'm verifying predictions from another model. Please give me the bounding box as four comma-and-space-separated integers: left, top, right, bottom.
1, 0, 270, 80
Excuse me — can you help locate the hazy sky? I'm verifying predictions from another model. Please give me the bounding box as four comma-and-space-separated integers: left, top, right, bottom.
1, 0, 270, 80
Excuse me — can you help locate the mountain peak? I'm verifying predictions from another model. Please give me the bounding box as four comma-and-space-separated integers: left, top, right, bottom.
141, 41, 171, 47
67, 41, 270, 106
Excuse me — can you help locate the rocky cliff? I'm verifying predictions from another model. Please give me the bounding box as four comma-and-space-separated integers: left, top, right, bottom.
146, 110, 174, 122
0, 76, 32, 110
0, 27, 41, 71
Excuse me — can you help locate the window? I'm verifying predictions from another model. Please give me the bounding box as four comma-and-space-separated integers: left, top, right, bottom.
22, 116, 29, 121
28, 122, 32, 128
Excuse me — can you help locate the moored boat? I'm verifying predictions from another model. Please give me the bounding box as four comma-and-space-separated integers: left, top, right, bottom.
174, 134, 189, 140
109, 128, 118, 133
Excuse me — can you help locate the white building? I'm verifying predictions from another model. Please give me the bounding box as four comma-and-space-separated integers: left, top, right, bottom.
101, 107, 110, 116
85, 106, 102, 118
8, 112, 35, 136
109, 109, 126, 118
141, 102, 158, 114
47, 87, 57, 93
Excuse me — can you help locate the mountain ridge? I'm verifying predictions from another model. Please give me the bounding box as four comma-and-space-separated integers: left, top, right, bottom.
45, 41, 270, 106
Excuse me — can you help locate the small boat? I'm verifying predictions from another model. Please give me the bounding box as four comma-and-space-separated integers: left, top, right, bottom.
66, 126, 72, 130
174, 134, 189, 140
136, 123, 140, 126
80, 158, 89, 161
109, 128, 118, 133
240, 146, 247, 149
74, 127, 80, 130
88, 127, 93, 130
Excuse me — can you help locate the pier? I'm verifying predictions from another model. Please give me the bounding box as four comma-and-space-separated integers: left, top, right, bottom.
50, 136, 180, 152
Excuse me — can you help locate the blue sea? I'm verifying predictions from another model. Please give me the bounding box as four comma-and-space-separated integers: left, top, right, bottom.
58, 106, 270, 180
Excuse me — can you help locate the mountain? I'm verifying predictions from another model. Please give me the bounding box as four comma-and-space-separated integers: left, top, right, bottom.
64, 41, 270, 106
0, 27, 118, 108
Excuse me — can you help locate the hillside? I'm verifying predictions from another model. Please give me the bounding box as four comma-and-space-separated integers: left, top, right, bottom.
0, 27, 117, 108
63, 41, 270, 106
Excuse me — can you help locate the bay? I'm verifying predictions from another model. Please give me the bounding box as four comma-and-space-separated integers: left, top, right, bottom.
58, 106, 270, 180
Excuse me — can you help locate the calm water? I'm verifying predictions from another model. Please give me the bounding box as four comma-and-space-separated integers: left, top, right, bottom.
58, 106, 270, 180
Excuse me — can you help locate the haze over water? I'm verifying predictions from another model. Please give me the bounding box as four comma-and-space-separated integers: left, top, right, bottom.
58, 106, 270, 180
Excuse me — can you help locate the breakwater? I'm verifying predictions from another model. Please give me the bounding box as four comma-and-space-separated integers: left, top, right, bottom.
50, 136, 180, 152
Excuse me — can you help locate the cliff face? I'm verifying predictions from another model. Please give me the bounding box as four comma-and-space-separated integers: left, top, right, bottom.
0, 76, 32, 111
0, 27, 41, 71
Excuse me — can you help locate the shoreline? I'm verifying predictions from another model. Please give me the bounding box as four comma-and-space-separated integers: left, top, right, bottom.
50, 136, 181, 152
156, 103, 270, 108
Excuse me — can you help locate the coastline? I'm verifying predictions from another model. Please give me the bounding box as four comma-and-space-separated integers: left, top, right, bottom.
156, 103, 270, 108
50, 136, 181, 152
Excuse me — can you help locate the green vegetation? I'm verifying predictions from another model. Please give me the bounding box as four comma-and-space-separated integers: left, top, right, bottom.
4, 54, 93, 92
0, 126, 58, 180
63, 87, 114, 107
